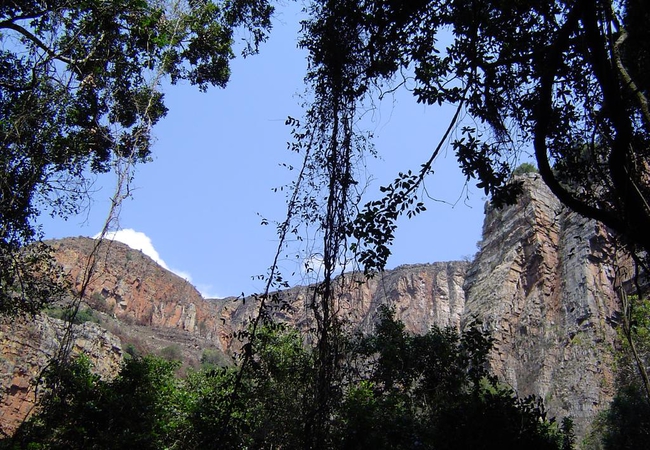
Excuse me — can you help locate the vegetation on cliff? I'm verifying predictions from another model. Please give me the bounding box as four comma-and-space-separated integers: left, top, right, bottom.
2, 309, 573, 450
585, 296, 650, 448
1, 0, 650, 447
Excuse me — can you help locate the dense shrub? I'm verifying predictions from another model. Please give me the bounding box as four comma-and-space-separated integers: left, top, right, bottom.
2, 311, 573, 449
45, 306, 99, 325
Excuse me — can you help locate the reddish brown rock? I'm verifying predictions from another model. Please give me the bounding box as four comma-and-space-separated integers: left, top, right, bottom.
463, 173, 621, 437
0, 315, 122, 436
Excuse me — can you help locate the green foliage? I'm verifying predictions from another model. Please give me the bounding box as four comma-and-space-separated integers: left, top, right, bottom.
187, 324, 317, 449
0, 0, 273, 315
45, 306, 99, 325
588, 384, 650, 450
2, 313, 573, 449
158, 344, 182, 362
298, 0, 650, 273
123, 343, 141, 360
513, 163, 539, 176
6, 355, 186, 450
200, 347, 230, 369
586, 295, 650, 448
335, 306, 570, 450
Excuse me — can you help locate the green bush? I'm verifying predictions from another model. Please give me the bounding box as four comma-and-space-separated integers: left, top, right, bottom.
586, 296, 650, 449
45, 306, 99, 325
158, 344, 182, 362
200, 347, 229, 369
6, 355, 185, 450
512, 162, 538, 176
123, 343, 141, 360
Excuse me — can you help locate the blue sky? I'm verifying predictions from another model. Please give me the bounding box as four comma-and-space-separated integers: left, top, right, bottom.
42, 3, 487, 298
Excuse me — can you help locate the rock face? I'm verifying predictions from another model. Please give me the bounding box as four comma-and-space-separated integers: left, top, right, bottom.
0, 174, 626, 440
463, 173, 620, 437
213, 261, 469, 351
48, 238, 237, 354
51, 238, 215, 337
0, 315, 122, 436
342, 262, 469, 334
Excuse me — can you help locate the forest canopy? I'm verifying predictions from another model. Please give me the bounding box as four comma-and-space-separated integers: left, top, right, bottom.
0, 0, 273, 314
295, 0, 650, 272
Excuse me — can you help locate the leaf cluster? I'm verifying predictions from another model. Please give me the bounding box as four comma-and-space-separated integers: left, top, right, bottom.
2, 312, 573, 449
0, 0, 273, 315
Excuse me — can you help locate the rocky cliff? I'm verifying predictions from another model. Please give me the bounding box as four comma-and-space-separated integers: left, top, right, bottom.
0, 174, 626, 440
464, 173, 621, 437
0, 315, 122, 436
216, 261, 469, 346
48, 237, 237, 356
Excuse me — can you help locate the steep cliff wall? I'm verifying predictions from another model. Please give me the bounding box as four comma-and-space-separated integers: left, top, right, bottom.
0, 315, 122, 436
344, 261, 468, 334
463, 173, 621, 437
0, 174, 627, 440
48, 238, 241, 354
215, 261, 468, 351
50, 238, 216, 337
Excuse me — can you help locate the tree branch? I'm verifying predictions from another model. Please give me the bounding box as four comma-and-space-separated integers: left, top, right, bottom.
0, 19, 103, 70
612, 30, 650, 129
581, 1, 650, 252
0, 21, 71, 64
533, 0, 624, 233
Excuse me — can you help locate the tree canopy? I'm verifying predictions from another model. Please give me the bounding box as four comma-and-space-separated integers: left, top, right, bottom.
0, 0, 273, 314
296, 0, 650, 271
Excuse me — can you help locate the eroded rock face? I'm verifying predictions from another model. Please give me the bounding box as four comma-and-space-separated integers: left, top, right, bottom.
50, 238, 213, 335
213, 261, 468, 350
463, 173, 620, 437
0, 315, 122, 436
0, 174, 626, 440
338, 262, 468, 334
48, 238, 245, 353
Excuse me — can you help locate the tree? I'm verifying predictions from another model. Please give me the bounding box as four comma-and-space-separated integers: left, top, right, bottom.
336, 306, 573, 450
187, 324, 317, 449
6, 355, 187, 450
296, 0, 650, 271
0, 0, 273, 314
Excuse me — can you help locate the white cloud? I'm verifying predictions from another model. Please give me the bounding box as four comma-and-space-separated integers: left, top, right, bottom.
95, 229, 170, 270
93, 229, 226, 299
196, 283, 226, 299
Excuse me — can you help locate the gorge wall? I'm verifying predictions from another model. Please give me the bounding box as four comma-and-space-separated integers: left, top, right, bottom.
0, 315, 122, 436
0, 174, 625, 439
463, 174, 621, 436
